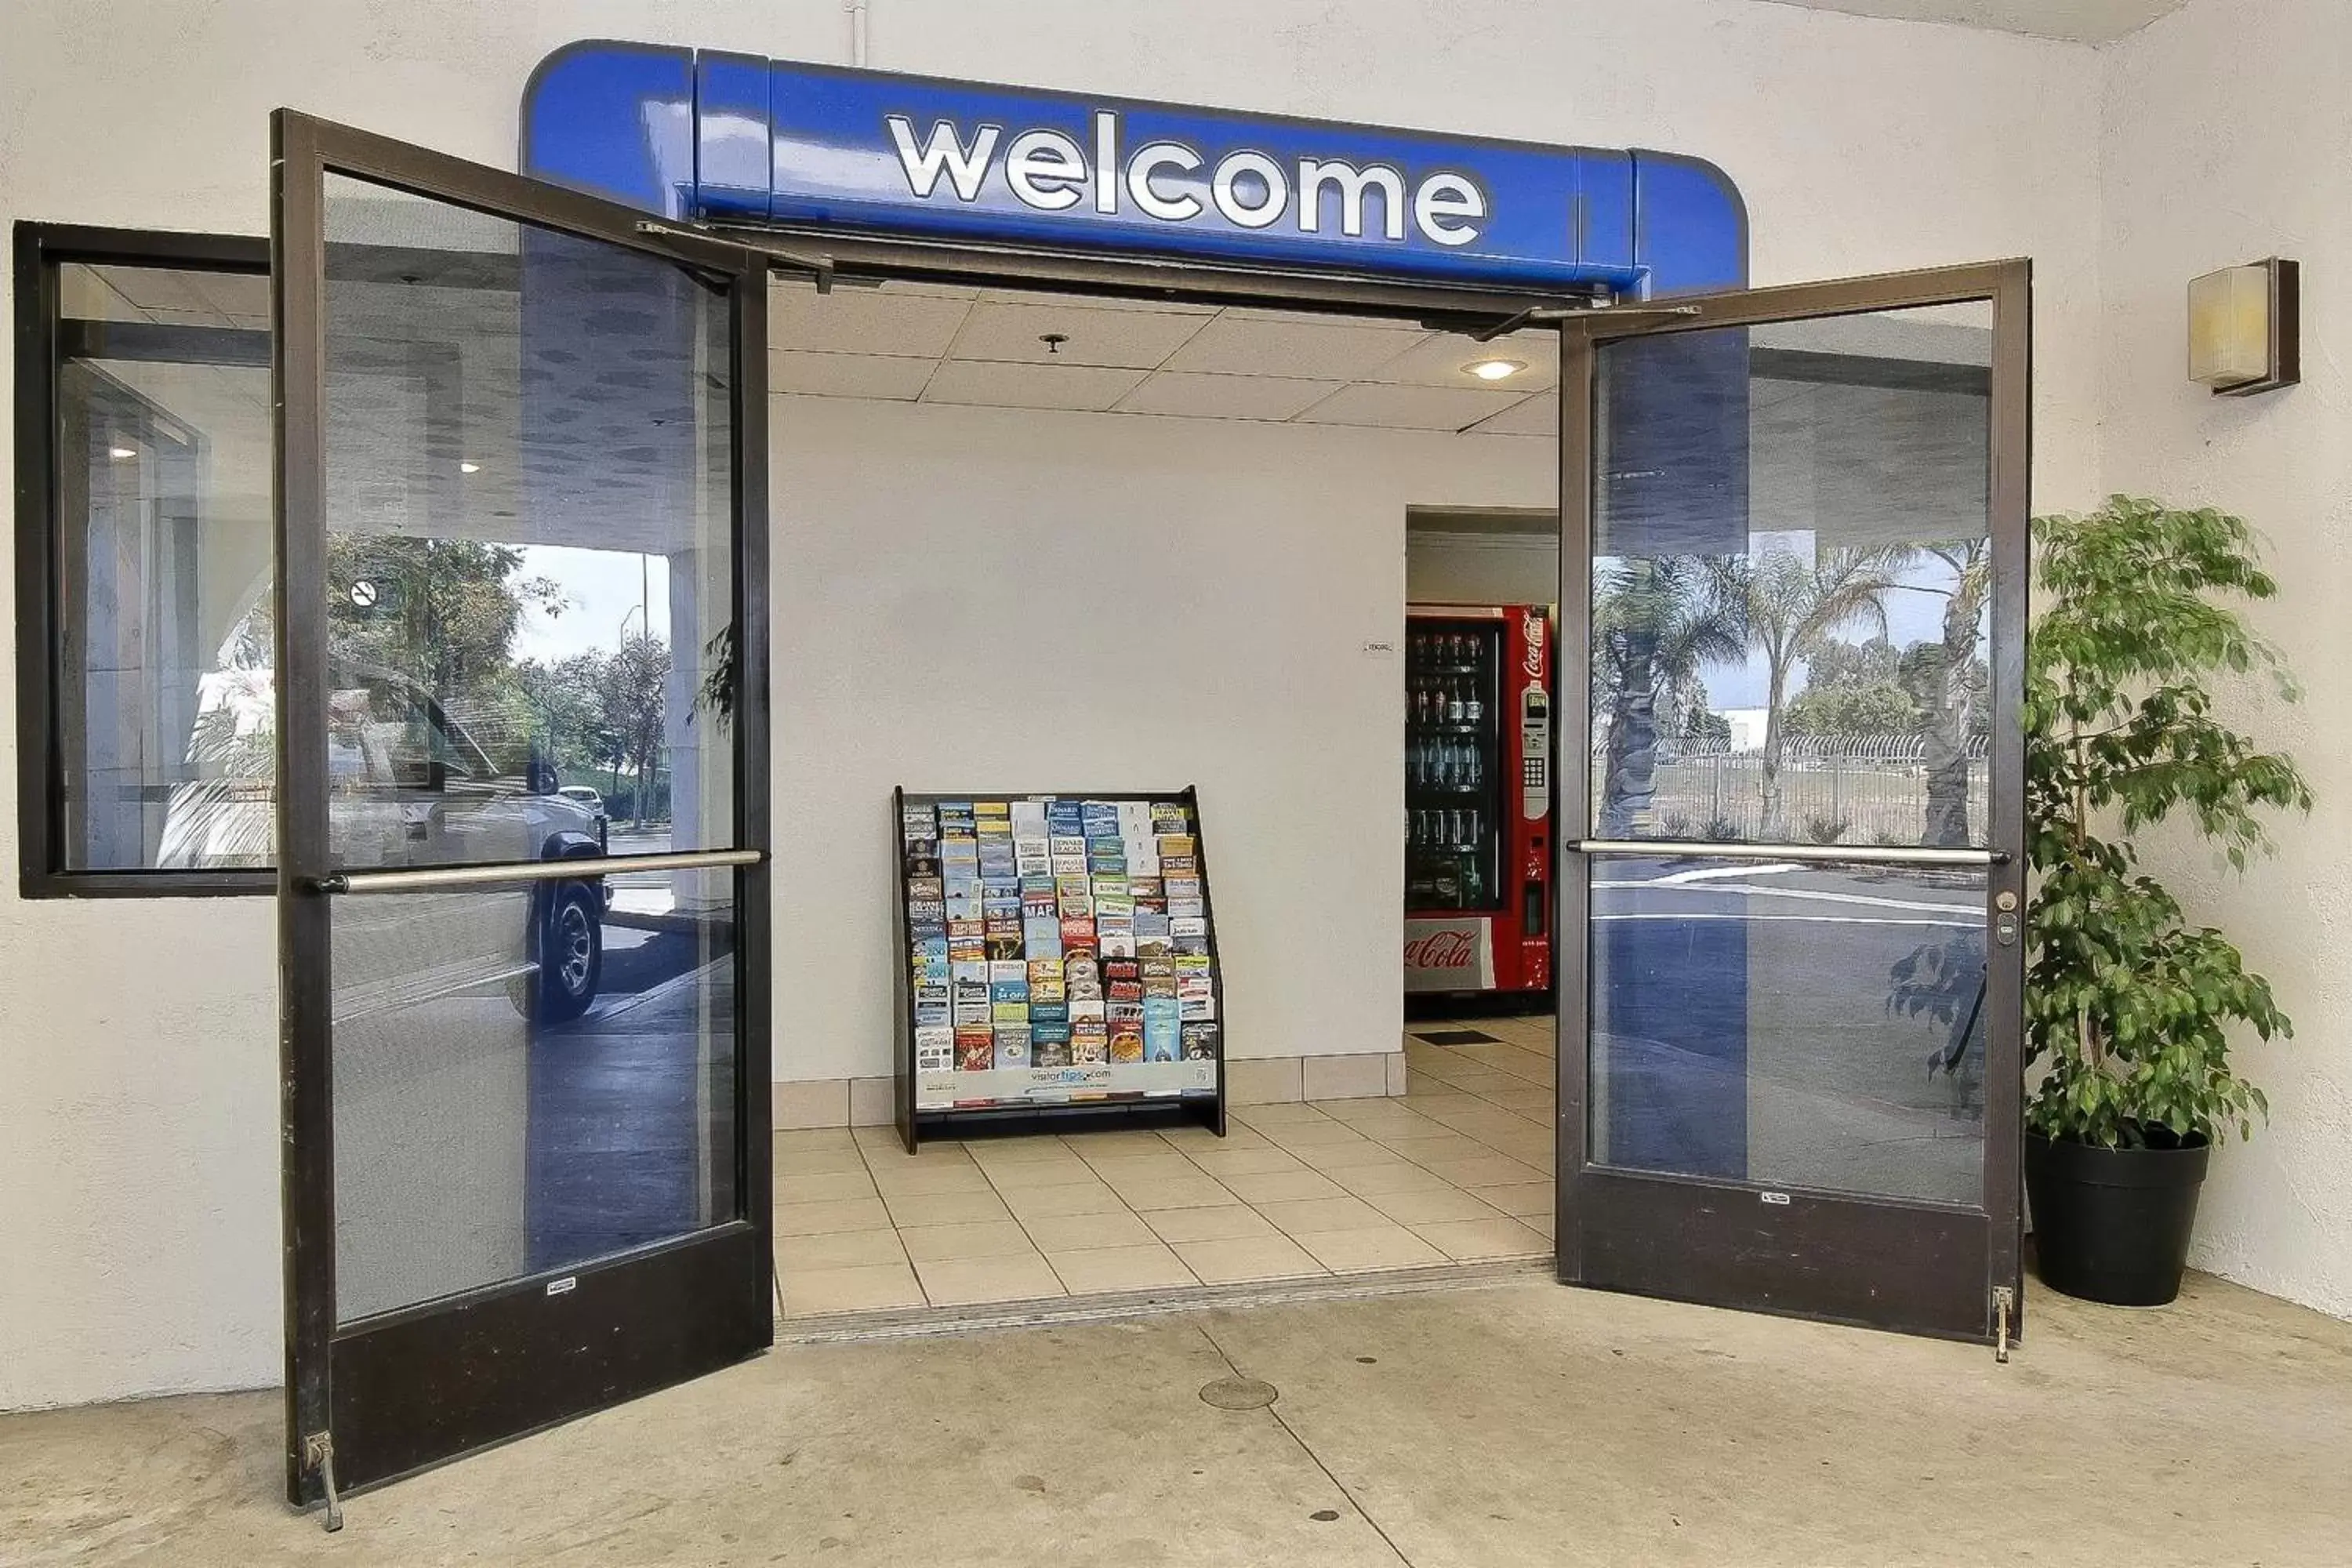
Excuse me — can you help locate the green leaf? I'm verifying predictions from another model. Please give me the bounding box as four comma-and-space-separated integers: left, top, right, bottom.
2024, 495, 2302, 1146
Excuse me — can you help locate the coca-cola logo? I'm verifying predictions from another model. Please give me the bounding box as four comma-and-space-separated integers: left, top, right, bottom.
1522, 611, 1545, 678
1404, 930, 1477, 969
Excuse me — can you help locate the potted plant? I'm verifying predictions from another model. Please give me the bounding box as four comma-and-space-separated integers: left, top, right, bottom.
2024, 496, 2310, 1305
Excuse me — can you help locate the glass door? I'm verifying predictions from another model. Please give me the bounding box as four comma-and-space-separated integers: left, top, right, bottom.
1557, 263, 2027, 1343
274, 111, 770, 1509
1406, 615, 1505, 924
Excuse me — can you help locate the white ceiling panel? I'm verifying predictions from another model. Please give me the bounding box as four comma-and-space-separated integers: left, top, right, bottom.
1114, 371, 1349, 422
1752, 0, 2183, 41
1218, 305, 1413, 327
770, 350, 937, 401
797, 278, 981, 301
1294, 383, 1529, 432
758, 286, 1578, 436
920, 359, 1149, 412
61, 262, 269, 330
1750, 309, 1993, 366
1163, 315, 1428, 381
103, 264, 217, 318
770, 283, 971, 358
1368, 330, 1559, 393
190, 270, 271, 326
1463, 391, 1559, 437
978, 287, 1218, 314
947, 299, 1211, 368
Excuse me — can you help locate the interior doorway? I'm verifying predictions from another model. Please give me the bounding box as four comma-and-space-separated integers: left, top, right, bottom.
1398, 506, 1563, 1267
765, 274, 1568, 1316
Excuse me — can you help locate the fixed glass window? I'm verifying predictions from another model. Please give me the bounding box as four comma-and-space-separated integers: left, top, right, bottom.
14, 228, 275, 894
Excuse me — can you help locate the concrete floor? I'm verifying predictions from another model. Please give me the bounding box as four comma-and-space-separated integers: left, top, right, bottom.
7, 1270, 2350, 1566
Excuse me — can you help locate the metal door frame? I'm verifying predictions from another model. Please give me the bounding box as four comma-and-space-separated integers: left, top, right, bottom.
274, 108, 771, 1508
1555, 260, 2030, 1344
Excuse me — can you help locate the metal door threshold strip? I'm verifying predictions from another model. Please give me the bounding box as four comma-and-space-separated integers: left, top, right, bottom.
778, 1257, 1551, 1345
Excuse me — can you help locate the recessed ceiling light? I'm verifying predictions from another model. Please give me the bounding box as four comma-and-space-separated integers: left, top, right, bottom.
459, 461, 481, 474
109, 445, 138, 460
1465, 358, 1526, 382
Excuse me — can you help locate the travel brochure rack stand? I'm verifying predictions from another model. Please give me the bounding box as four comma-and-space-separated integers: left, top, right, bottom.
891, 786, 1229, 1152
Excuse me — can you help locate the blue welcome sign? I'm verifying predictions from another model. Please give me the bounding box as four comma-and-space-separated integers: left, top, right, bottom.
521, 42, 1746, 294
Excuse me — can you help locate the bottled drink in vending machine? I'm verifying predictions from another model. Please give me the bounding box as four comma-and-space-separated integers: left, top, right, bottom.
1464, 674, 1483, 724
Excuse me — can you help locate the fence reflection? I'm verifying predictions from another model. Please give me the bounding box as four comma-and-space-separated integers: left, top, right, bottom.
1598, 733, 1992, 845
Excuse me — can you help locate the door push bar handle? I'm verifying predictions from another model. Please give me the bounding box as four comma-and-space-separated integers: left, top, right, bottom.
313, 848, 766, 895
1570, 839, 2007, 868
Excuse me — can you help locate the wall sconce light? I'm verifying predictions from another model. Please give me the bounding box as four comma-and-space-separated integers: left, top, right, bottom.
2187, 257, 2299, 397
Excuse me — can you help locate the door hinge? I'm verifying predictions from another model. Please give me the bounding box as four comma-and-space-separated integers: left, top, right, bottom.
303, 1429, 344, 1533
1991, 1285, 2016, 1365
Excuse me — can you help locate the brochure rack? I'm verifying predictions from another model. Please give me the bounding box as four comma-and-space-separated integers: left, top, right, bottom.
891, 786, 1229, 1152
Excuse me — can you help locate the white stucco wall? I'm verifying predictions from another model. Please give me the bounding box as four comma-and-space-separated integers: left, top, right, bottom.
0, 0, 2106, 1407
2096, 0, 2352, 1318
771, 399, 1555, 1083
1406, 530, 1561, 606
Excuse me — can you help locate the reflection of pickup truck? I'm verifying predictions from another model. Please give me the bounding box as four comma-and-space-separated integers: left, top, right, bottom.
160, 667, 612, 1022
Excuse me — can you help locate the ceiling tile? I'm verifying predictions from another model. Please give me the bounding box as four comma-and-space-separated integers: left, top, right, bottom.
769, 284, 971, 358
920, 360, 1149, 412
1367, 330, 1559, 393
1162, 315, 1428, 380
948, 299, 1212, 368
978, 286, 1218, 314
1755, 0, 2184, 44
773, 277, 978, 301
1218, 305, 1417, 328
1114, 372, 1348, 422
770, 350, 936, 401
189, 271, 271, 324
1463, 390, 1559, 437
1750, 309, 1993, 367
1293, 382, 1529, 431
103, 265, 216, 318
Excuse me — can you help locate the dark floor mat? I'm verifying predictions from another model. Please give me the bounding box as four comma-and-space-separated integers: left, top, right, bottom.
1414, 1028, 1501, 1046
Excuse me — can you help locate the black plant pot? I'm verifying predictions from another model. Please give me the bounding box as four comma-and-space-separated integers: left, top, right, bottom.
2025, 1128, 2211, 1306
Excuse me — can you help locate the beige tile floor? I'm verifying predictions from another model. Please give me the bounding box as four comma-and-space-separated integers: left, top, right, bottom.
776, 1013, 1559, 1317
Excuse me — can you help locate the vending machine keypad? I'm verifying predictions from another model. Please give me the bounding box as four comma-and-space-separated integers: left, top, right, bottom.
1519, 689, 1551, 821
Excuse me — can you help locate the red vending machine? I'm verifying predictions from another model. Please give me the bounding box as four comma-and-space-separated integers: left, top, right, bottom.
1403, 604, 1554, 1000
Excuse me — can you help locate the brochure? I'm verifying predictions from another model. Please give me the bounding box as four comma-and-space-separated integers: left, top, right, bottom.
904, 792, 1221, 1109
